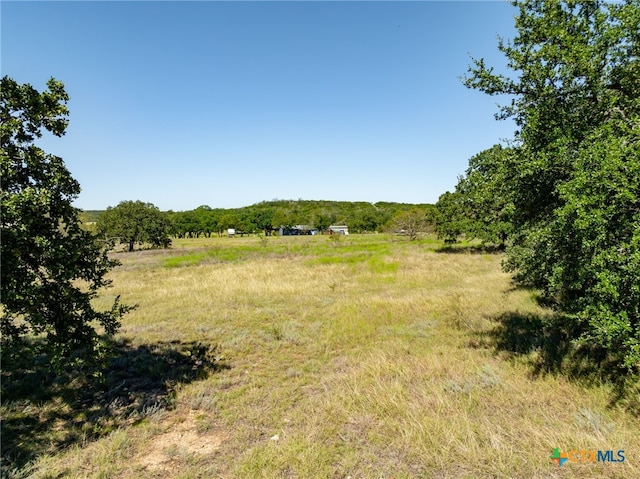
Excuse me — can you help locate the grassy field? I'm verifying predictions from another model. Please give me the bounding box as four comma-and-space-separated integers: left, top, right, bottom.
3, 234, 639, 478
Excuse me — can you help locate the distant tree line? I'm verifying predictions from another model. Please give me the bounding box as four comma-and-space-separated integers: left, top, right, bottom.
92, 200, 436, 247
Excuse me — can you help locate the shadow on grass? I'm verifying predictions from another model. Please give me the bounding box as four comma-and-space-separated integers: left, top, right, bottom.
474, 311, 639, 415
435, 243, 506, 255
1, 338, 229, 477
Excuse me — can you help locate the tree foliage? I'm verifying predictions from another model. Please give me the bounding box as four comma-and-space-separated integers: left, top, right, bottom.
164, 200, 435, 238
433, 191, 472, 242
464, 0, 640, 370
97, 200, 172, 251
392, 209, 430, 240
0, 76, 132, 361
435, 145, 514, 247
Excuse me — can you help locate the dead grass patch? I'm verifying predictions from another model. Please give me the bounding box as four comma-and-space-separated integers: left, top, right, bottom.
137, 410, 227, 472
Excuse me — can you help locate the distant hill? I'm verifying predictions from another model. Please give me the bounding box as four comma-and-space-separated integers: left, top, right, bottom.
166, 199, 435, 236
79, 210, 104, 223
78, 200, 436, 235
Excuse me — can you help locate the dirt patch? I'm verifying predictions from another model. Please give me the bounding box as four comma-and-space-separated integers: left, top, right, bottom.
137, 411, 226, 472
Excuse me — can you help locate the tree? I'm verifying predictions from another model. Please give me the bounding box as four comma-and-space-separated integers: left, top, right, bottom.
351, 206, 383, 233
435, 145, 514, 248
391, 209, 429, 240
202, 208, 222, 237
458, 146, 514, 247
170, 209, 203, 238
433, 191, 472, 242
464, 0, 640, 370
218, 210, 239, 232
0, 76, 132, 361
312, 212, 333, 233
97, 200, 172, 251
257, 207, 276, 235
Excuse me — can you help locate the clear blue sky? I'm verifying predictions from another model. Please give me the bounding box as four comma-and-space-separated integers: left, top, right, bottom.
2, 1, 517, 211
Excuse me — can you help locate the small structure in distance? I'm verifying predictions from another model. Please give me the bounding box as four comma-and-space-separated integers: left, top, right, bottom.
329, 225, 349, 235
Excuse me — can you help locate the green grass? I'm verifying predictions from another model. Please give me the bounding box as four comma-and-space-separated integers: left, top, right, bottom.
2, 233, 639, 478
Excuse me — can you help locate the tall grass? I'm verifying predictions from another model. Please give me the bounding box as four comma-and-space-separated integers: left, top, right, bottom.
4, 234, 639, 478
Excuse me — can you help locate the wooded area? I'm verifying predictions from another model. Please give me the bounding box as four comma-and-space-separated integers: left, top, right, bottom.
86, 200, 436, 239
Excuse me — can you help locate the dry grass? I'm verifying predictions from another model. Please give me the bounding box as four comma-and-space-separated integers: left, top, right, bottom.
5, 234, 640, 478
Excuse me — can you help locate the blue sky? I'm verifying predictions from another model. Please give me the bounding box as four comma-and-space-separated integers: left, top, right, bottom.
2, 1, 517, 211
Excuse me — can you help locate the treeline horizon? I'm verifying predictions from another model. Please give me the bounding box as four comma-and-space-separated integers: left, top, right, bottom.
82, 199, 436, 237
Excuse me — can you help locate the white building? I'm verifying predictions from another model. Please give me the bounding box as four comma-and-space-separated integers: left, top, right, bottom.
329, 225, 349, 235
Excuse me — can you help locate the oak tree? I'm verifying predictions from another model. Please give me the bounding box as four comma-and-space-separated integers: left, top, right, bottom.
97, 200, 172, 251
435, 145, 514, 248
1, 76, 132, 362
464, 0, 640, 370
